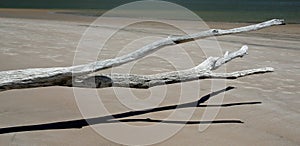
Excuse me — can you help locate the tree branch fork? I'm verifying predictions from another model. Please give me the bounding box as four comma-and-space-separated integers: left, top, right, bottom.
0, 19, 284, 91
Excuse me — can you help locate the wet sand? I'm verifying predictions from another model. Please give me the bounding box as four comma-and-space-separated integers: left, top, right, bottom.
0, 9, 299, 145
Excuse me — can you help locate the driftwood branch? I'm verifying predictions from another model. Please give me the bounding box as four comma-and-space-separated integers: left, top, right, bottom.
0, 19, 284, 92
73, 46, 273, 89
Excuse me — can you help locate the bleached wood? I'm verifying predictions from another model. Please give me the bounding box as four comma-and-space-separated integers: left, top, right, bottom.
0, 19, 284, 92
73, 46, 274, 89
89, 67, 274, 89
70, 19, 284, 75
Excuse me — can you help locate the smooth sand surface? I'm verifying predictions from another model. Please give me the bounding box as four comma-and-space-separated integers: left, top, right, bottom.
0, 9, 299, 145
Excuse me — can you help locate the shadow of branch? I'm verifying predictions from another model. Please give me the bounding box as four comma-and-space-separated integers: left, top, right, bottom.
0, 86, 261, 134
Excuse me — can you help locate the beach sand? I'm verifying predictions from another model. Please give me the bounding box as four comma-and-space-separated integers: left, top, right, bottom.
0, 9, 299, 145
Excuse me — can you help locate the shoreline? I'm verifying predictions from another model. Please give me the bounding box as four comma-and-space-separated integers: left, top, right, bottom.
1, 8, 299, 24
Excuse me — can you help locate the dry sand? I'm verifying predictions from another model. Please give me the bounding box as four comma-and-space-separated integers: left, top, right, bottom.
0, 9, 299, 145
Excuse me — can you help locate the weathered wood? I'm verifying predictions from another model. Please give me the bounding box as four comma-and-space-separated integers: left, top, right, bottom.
0, 19, 284, 92
73, 46, 273, 89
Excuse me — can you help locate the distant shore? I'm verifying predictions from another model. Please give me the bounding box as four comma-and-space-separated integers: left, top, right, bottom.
0, 8, 299, 24
1, 0, 299, 23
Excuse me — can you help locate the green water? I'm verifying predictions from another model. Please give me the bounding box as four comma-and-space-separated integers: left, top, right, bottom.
0, 0, 299, 23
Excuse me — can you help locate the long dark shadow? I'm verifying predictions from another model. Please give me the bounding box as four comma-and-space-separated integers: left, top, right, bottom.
111, 118, 244, 124
0, 86, 260, 134
199, 101, 262, 107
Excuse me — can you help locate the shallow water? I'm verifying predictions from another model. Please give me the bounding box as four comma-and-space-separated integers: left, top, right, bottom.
0, 0, 299, 23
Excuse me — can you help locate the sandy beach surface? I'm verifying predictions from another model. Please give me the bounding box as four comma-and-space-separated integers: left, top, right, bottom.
0, 9, 299, 145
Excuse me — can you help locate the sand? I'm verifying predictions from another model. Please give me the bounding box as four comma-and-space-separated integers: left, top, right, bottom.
0, 9, 299, 145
